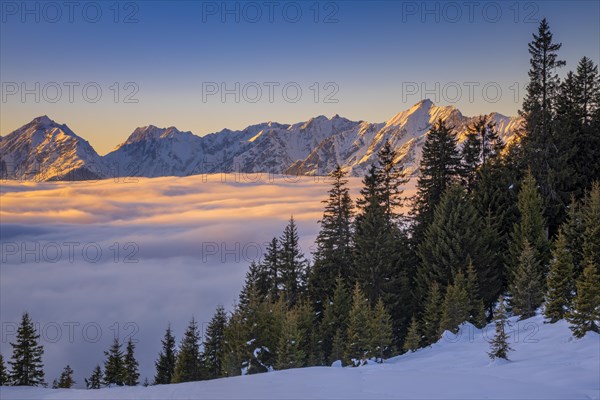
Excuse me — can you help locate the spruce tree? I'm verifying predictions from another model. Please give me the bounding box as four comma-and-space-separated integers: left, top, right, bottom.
173, 318, 203, 383
222, 307, 245, 377
85, 365, 102, 389
9, 312, 45, 386
310, 165, 354, 314
439, 271, 470, 334
403, 316, 421, 353
520, 18, 567, 233
353, 165, 392, 305
416, 184, 494, 304
488, 296, 513, 360
0, 354, 8, 386
154, 325, 177, 385
259, 238, 281, 301
345, 283, 372, 366
544, 232, 576, 322
370, 298, 394, 362
421, 282, 442, 346
582, 182, 600, 274
508, 171, 550, 282
202, 305, 227, 379
54, 365, 75, 389
279, 216, 309, 308
376, 140, 409, 224
320, 276, 352, 364
275, 308, 306, 370
561, 197, 585, 274
103, 338, 125, 386
465, 260, 487, 327
124, 338, 139, 386
509, 240, 544, 319
412, 118, 462, 242
568, 260, 600, 338
330, 329, 345, 365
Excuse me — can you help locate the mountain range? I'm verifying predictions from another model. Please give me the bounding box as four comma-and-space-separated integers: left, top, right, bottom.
0, 100, 522, 181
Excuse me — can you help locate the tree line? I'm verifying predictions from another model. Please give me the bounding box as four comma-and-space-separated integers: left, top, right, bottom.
1, 18, 598, 388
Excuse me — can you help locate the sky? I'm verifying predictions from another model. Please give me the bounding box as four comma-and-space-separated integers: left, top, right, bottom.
1, 1, 599, 154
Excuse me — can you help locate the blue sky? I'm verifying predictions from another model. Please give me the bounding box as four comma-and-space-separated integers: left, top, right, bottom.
1, 0, 599, 154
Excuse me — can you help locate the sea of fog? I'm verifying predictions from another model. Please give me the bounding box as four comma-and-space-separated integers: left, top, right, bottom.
0, 173, 416, 387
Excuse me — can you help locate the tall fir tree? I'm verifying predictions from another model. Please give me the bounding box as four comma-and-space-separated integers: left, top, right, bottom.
403, 316, 421, 353
581, 182, 600, 274
279, 216, 308, 308
154, 325, 177, 385
508, 171, 550, 282
345, 283, 373, 366
85, 365, 102, 389
465, 260, 487, 327
172, 318, 203, 383
488, 296, 513, 360
53, 365, 75, 389
353, 165, 394, 305
320, 276, 352, 364
412, 118, 462, 243
416, 184, 495, 305
439, 271, 470, 335
544, 232, 576, 322
519, 18, 567, 234
275, 308, 306, 370
376, 140, 409, 224
9, 312, 45, 387
0, 354, 8, 386
567, 260, 600, 338
259, 237, 281, 302
202, 305, 227, 379
222, 307, 245, 377
560, 197, 585, 274
509, 240, 544, 319
369, 298, 394, 363
123, 338, 139, 386
310, 166, 354, 315
103, 338, 125, 386
421, 282, 442, 346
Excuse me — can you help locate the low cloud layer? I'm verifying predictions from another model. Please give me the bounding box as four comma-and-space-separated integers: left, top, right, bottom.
0, 174, 416, 386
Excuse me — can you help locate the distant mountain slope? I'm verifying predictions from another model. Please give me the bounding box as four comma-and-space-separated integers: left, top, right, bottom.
0, 101, 523, 181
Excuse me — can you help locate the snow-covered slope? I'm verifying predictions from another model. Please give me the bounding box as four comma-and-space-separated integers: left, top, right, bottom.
0, 116, 104, 181
2, 314, 597, 399
1, 101, 523, 181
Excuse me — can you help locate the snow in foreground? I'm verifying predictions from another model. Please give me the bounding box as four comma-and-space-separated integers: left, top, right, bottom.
1, 314, 598, 400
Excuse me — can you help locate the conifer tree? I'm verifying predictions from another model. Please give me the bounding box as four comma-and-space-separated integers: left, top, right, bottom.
376, 140, 409, 224
9, 312, 45, 386
310, 166, 354, 314
416, 184, 493, 304
173, 318, 203, 383
330, 329, 345, 365
143, 377, 150, 387
412, 118, 462, 242
0, 354, 8, 386
403, 317, 421, 353
520, 18, 567, 233
259, 238, 281, 301
222, 307, 245, 377
85, 365, 102, 389
582, 182, 600, 273
488, 296, 513, 360
568, 260, 600, 338
123, 338, 139, 386
279, 216, 308, 308
439, 271, 470, 334
345, 283, 372, 366
54, 365, 75, 389
561, 197, 585, 273
320, 276, 352, 364
353, 165, 392, 305
421, 282, 442, 346
465, 260, 487, 327
544, 232, 576, 322
509, 240, 544, 319
103, 338, 125, 386
275, 308, 306, 370
508, 171, 550, 282
154, 325, 177, 385
370, 298, 394, 362
202, 305, 227, 379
